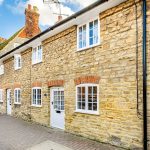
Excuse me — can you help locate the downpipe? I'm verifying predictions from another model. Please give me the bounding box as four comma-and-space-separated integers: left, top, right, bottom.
142, 0, 147, 149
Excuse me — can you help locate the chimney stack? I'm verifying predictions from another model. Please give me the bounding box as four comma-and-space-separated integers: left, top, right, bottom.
24, 4, 40, 38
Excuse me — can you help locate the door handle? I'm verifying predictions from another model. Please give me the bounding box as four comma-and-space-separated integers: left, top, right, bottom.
51, 102, 53, 105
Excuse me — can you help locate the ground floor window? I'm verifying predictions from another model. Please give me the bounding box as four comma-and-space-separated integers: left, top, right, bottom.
76, 84, 99, 114
32, 87, 42, 106
14, 88, 21, 104
0, 89, 3, 102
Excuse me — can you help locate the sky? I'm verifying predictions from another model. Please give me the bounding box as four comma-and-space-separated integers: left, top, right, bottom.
0, 0, 97, 39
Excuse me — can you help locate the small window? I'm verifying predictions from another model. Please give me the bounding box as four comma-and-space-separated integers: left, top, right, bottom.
14, 43, 20, 48
32, 45, 42, 64
14, 88, 21, 104
32, 87, 42, 106
77, 18, 100, 50
0, 65, 4, 75
76, 84, 99, 114
0, 89, 3, 102
14, 54, 22, 70
53, 89, 64, 111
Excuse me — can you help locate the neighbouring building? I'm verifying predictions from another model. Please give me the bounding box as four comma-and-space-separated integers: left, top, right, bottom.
0, 0, 149, 149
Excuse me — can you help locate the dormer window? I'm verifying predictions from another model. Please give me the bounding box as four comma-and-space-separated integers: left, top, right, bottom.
77, 18, 100, 51
0, 64, 4, 75
32, 45, 42, 65
14, 54, 22, 70
14, 43, 20, 48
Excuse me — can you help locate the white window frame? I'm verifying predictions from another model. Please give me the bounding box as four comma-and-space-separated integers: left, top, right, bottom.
0, 89, 3, 102
14, 54, 22, 70
14, 88, 21, 104
76, 84, 99, 115
32, 45, 42, 65
77, 17, 100, 51
0, 64, 4, 75
32, 87, 42, 107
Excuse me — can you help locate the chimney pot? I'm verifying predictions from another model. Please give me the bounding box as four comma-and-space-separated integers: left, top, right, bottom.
28, 4, 32, 10
58, 15, 63, 22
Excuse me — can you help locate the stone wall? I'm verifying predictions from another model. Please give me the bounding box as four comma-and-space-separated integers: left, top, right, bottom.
0, 0, 150, 149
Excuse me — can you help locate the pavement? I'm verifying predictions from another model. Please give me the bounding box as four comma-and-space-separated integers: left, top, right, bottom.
0, 115, 124, 150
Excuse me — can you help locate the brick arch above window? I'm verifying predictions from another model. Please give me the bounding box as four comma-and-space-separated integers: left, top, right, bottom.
47, 80, 64, 87
32, 81, 42, 87
13, 83, 21, 89
74, 76, 100, 85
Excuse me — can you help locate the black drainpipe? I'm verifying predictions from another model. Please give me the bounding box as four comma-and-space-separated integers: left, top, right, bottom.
142, 0, 147, 150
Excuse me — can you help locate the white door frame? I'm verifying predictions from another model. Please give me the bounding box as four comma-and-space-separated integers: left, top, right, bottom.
50, 87, 65, 130
6, 89, 12, 115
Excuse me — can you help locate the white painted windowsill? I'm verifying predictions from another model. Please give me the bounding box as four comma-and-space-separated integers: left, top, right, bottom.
31, 105, 42, 108
14, 103, 21, 105
77, 43, 101, 52
75, 110, 99, 115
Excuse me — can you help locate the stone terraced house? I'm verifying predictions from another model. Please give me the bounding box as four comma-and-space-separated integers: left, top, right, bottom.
0, 0, 150, 149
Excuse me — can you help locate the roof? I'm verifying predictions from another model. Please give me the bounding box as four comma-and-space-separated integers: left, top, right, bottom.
0, 0, 127, 60
0, 28, 23, 51
0, 37, 6, 43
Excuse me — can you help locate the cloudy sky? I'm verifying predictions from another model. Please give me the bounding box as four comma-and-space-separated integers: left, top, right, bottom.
0, 0, 97, 39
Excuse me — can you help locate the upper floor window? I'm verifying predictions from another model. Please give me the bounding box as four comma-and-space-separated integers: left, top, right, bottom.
76, 84, 99, 114
77, 18, 100, 51
14, 43, 20, 48
0, 65, 4, 75
32, 45, 42, 64
14, 54, 22, 70
0, 89, 3, 102
14, 88, 21, 104
32, 87, 42, 107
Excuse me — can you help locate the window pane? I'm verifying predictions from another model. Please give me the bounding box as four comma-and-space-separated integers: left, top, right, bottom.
93, 103, 97, 111
79, 27, 82, 49
81, 102, 85, 109
83, 25, 86, 48
15, 90, 17, 102
38, 47, 42, 62
77, 102, 81, 109
89, 22, 93, 29
32, 48, 36, 63
77, 87, 81, 94
37, 89, 41, 105
88, 103, 93, 110
93, 86, 97, 94
18, 57, 21, 68
89, 38, 93, 45
33, 89, 36, 104
94, 20, 98, 44
18, 90, 21, 103
0, 90, 2, 101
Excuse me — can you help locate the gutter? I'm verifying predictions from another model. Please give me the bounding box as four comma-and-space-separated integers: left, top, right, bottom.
142, 0, 147, 149
0, 0, 108, 59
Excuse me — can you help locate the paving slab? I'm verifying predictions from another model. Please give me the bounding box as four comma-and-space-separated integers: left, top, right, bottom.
0, 115, 124, 150
27, 140, 73, 150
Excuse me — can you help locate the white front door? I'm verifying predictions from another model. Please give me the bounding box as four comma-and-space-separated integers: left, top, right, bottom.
7, 89, 11, 115
50, 87, 65, 130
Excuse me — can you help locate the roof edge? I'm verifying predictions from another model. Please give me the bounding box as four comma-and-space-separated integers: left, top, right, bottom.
0, 0, 111, 59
